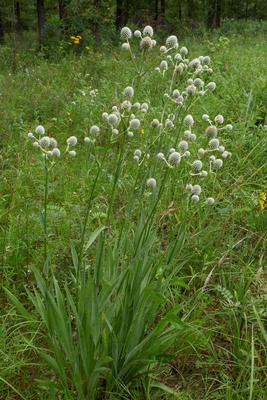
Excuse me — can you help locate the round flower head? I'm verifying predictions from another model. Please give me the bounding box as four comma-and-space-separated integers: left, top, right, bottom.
190, 133, 196, 141
49, 138, 57, 149
28, 132, 34, 138
160, 60, 168, 70
168, 152, 181, 165
141, 109, 147, 114
131, 114, 135, 119
198, 148, 205, 156
122, 43, 130, 50
166, 35, 178, 48
143, 25, 153, 37
84, 137, 90, 143
112, 129, 118, 136
184, 115, 194, 127
165, 120, 174, 128
157, 152, 165, 160
102, 112, 108, 120
169, 148, 175, 154
191, 184, 201, 195
173, 89, 180, 98
134, 155, 139, 162
90, 125, 100, 136
186, 85, 196, 95
140, 36, 153, 51
263, 125, 267, 131
129, 118, 140, 129
151, 119, 159, 128
69, 150, 76, 157
141, 103, 149, 111
108, 114, 119, 126
191, 195, 199, 203
52, 148, 60, 157
214, 159, 223, 168
175, 64, 183, 74
184, 130, 191, 138
186, 184, 192, 191
124, 86, 134, 97
178, 141, 188, 151
174, 53, 182, 61
206, 197, 215, 205
155, 67, 160, 72
121, 100, 131, 110
33, 142, 39, 148
36, 125, 45, 135
184, 151, 191, 156
194, 78, 204, 88
208, 68, 213, 73
121, 27, 132, 39
201, 170, 208, 177
112, 106, 118, 111
209, 138, 219, 149
206, 125, 217, 138
189, 58, 201, 69
67, 136, 78, 146
127, 131, 134, 137
152, 40, 156, 46
209, 155, 216, 161
180, 47, 188, 55
176, 95, 184, 103
207, 82, 216, 91
134, 149, 141, 157
133, 102, 141, 110
160, 46, 167, 53
222, 151, 229, 158
134, 30, 141, 38
225, 124, 233, 131
40, 136, 50, 148
215, 114, 224, 124
202, 114, 210, 122
198, 55, 204, 62
218, 146, 225, 153
203, 56, 211, 65
187, 79, 193, 85
184, 59, 189, 64
47, 151, 52, 156
192, 160, 203, 171
147, 178, 156, 188
198, 91, 205, 96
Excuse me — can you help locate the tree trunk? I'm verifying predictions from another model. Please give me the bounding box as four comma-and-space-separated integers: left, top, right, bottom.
37, 0, 45, 43
161, 0, 165, 21
116, 0, 123, 31
16, 2, 23, 33
155, 0, 158, 20
0, 8, 4, 44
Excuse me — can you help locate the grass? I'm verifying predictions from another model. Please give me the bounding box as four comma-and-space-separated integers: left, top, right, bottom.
0, 25, 267, 399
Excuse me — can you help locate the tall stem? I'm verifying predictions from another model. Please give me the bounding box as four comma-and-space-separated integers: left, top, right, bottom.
44, 157, 49, 262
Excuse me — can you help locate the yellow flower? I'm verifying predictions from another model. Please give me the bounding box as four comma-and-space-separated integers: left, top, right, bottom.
70, 36, 76, 39
74, 41, 79, 44
77, 35, 82, 39
260, 192, 266, 201
59, 46, 63, 49
140, 129, 144, 134
67, 112, 70, 115
260, 200, 265, 210
86, 46, 90, 50
68, 42, 72, 45
17, 53, 19, 56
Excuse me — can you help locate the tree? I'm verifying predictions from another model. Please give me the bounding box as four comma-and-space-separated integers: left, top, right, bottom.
37, 0, 45, 43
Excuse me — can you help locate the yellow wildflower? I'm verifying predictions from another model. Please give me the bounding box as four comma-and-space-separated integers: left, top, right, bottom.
68, 42, 72, 45
260, 192, 266, 201
17, 53, 19, 56
59, 46, 63, 49
67, 112, 70, 115
77, 35, 82, 39
70, 36, 76, 39
140, 129, 144, 134
86, 46, 90, 50
74, 41, 79, 44
260, 200, 265, 210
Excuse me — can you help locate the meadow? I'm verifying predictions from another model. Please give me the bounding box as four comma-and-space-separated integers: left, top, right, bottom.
0, 21, 267, 399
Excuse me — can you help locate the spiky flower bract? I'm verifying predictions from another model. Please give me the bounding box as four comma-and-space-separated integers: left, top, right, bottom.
124, 86, 134, 97
143, 25, 153, 37
168, 152, 181, 165
184, 115, 194, 127
206, 126, 217, 138
147, 178, 156, 188
121, 27, 132, 39
140, 36, 153, 51
90, 125, 100, 136
192, 160, 203, 171
40, 136, 50, 147
36, 125, 45, 135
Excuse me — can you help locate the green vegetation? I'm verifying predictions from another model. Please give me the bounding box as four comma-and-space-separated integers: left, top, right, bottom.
1, 22, 267, 400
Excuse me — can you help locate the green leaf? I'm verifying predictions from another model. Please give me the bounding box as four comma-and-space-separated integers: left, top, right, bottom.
3, 287, 34, 322
167, 217, 186, 264
144, 288, 165, 304
84, 225, 108, 252
150, 381, 180, 397
70, 241, 79, 275
39, 209, 45, 233
169, 278, 189, 290
33, 267, 47, 298
43, 254, 50, 279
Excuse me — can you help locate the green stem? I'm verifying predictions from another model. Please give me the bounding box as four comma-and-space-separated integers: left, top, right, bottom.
44, 157, 49, 262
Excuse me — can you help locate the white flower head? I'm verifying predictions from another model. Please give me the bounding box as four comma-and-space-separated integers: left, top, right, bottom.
168, 152, 181, 165
49, 138, 57, 149
160, 60, 168, 70
214, 159, 223, 168
191, 184, 201, 195
178, 141, 188, 151
33, 142, 39, 148
209, 138, 220, 149
134, 149, 141, 157
108, 114, 119, 126
225, 124, 233, 131
206, 197, 215, 205
143, 25, 153, 37
166, 35, 178, 48
207, 82, 216, 91
184, 115, 194, 127
192, 160, 203, 171
191, 194, 199, 203
198, 148, 205, 156
129, 119, 140, 129
124, 86, 134, 97
122, 43, 130, 50
141, 103, 148, 111
28, 132, 34, 138
69, 150, 76, 157
160, 46, 167, 53
84, 137, 90, 143
180, 47, 188, 55
140, 36, 153, 51
67, 136, 78, 146
173, 89, 180, 98
151, 119, 160, 128
112, 129, 118, 136
157, 152, 165, 160
147, 178, 156, 188
202, 114, 210, 122
134, 30, 142, 38
35, 125, 45, 135
215, 115, 224, 124
121, 27, 132, 39
40, 136, 50, 148
90, 125, 100, 136
52, 148, 60, 157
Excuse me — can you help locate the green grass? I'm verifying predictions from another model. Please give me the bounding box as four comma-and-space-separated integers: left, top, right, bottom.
0, 27, 267, 399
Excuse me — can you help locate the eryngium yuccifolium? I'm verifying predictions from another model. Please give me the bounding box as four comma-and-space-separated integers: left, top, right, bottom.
180, 46, 188, 55
184, 115, 194, 127
36, 125, 45, 135
28, 132, 34, 138
209, 138, 220, 149
206, 125, 218, 138
112, 129, 118, 135
121, 27, 132, 39
184, 150, 190, 156
155, 67, 160, 72
222, 151, 229, 158
124, 86, 134, 97
165, 120, 174, 128
191, 195, 199, 203
201, 170, 208, 177
202, 114, 210, 121
52, 148, 60, 157
191, 184, 202, 195
173, 89, 180, 98
175, 64, 183, 74
151, 119, 159, 128
134, 30, 141, 38
189, 58, 201, 68
69, 150, 76, 157
203, 56, 211, 64
128, 131, 133, 137
169, 148, 175, 154
215, 114, 224, 124
187, 79, 194, 85
178, 141, 188, 151
133, 102, 141, 110
166, 35, 178, 48
168, 152, 181, 165
214, 159, 223, 168
121, 100, 131, 109
130, 114, 135, 119
206, 197, 215, 205
192, 160, 203, 171
33, 142, 39, 148
186, 85, 196, 95
102, 112, 108, 120
186, 183, 192, 191
160, 60, 168, 70
174, 53, 182, 60
184, 130, 191, 138
40, 136, 50, 147
190, 133, 196, 141
194, 78, 204, 88
84, 137, 90, 143
134, 149, 142, 157
143, 25, 153, 37
90, 125, 100, 136
140, 36, 153, 51
225, 124, 233, 131
49, 138, 57, 149
112, 106, 118, 111
67, 136, 78, 146
47, 151, 52, 156
141, 103, 148, 110
133, 155, 139, 162
152, 39, 156, 46
147, 154, 150, 159
160, 46, 167, 53
209, 155, 216, 161
141, 109, 147, 114
198, 148, 205, 156
218, 146, 225, 153
129, 119, 140, 129
157, 152, 165, 160
147, 178, 156, 188
198, 91, 205, 96
176, 95, 184, 103
122, 43, 130, 50
108, 114, 119, 125
207, 82, 216, 91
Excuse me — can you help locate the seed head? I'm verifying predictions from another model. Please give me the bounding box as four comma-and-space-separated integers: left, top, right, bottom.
128, 131, 134, 137
151, 119, 160, 128
184, 130, 191, 138
190, 134, 196, 141
160, 60, 168, 70
141, 103, 148, 110
47, 151, 52, 156
174, 53, 182, 61
147, 178, 156, 188
33, 142, 39, 148
121, 27, 132, 39
172, 89, 180, 98
122, 43, 130, 50
186, 85, 196, 95
40, 136, 50, 147
84, 137, 90, 143
192, 160, 203, 171
112, 129, 118, 136
203, 56, 211, 65
160, 46, 167, 53
121, 100, 131, 110
191, 195, 199, 203
134, 155, 139, 162
133, 102, 141, 110
108, 114, 119, 125
67, 136, 78, 146
28, 132, 34, 138
184, 151, 190, 156
194, 78, 204, 88
225, 124, 233, 131
102, 112, 108, 120
175, 64, 183, 74
189, 58, 201, 68
124, 86, 134, 97
143, 25, 153, 37
209, 155, 216, 161
201, 170, 208, 177
134, 149, 141, 157
218, 146, 225, 153
169, 148, 175, 154
49, 138, 57, 149
206, 125, 217, 138
36, 125, 45, 135
202, 114, 210, 122
198, 148, 205, 156
165, 120, 174, 128
90, 125, 100, 136
168, 152, 181, 165
157, 152, 165, 160
186, 184, 192, 191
